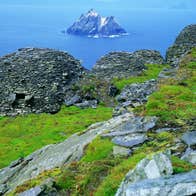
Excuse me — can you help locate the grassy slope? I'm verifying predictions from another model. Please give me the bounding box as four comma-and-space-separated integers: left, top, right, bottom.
113, 64, 167, 90
0, 106, 112, 168
12, 131, 195, 196
144, 49, 196, 125
5, 50, 196, 195
54, 50, 196, 196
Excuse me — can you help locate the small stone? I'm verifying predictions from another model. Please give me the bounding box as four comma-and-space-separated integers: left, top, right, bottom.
64, 95, 81, 106
113, 146, 131, 157
181, 131, 196, 147
181, 148, 196, 165
75, 100, 98, 109
112, 133, 147, 148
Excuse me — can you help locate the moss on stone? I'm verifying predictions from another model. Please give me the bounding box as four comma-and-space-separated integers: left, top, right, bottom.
171, 156, 196, 174
9, 168, 61, 195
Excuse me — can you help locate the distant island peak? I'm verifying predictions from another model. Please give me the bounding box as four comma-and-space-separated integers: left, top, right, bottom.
66, 9, 127, 38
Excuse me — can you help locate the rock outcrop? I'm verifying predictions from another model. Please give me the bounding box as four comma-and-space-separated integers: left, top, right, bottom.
116, 151, 196, 196
0, 113, 133, 194
67, 9, 127, 38
181, 131, 196, 164
119, 170, 196, 196
0, 48, 85, 116
114, 79, 157, 116
92, 50, 164, 79
116, 151, 173, 195
102, 114, 157, 148
166, 24, 196, 66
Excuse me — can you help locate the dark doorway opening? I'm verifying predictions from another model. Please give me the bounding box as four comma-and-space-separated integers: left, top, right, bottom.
12, 93, 26, 108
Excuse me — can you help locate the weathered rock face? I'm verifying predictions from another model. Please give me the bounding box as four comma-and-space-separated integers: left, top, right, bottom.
0, 48, 85, 116
120, 170, 196, 196
181, 131, 196, 164
116, 151, 173, 196
114, 79, 157, 116
181, 131, 196, 148
92, 50, 164, 79
166, 24, 196, 66
102, 114, 157, 148
116, 150, 196, 196
182, 148, 196, 165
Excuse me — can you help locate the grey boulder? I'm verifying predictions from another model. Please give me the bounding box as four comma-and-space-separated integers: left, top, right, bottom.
112, 133, 147, 148
181, 131, 196, 147
116, 151, 173, 196
122, 170, 196, 196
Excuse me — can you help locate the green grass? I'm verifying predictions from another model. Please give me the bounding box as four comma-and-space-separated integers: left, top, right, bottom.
94, 153, 146, 196
11, 130, 186, 196
192, 48, 196, 58
113, 64, 167, 90
55, 137, 118, 196
0, 106, 112, 168
133, 49, 196, 125
145, 85, 196, 124
171, 156, 196, 174
81, 137, 114, 163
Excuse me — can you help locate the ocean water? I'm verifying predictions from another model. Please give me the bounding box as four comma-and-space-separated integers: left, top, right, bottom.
0, 4, 195, 69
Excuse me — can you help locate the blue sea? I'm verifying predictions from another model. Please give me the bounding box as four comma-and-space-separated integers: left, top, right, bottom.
0, 3, 195, 69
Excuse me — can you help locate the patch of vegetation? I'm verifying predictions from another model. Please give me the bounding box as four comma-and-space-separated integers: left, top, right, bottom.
0, 106, 112, 168
72, 75, 116, 106
191, 48, 196, 58
94, 131, 176, 196
94, 153, 146, 196
113, 64, 167, 90
139, 50, 196, 126
171, 156, 196, 174
81, 137, 114, 163
145, 85, 195, 124
56, 160, 119, 196
55, 137, 119, 195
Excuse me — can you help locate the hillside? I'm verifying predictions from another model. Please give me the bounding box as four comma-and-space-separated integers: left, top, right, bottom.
0, 24, 195, 196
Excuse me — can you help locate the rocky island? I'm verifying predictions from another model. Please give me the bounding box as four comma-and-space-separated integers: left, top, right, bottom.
67, 9, 127, 38
0, 24, 196, 196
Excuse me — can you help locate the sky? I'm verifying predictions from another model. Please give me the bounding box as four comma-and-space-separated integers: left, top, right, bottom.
0, 0, 196, 10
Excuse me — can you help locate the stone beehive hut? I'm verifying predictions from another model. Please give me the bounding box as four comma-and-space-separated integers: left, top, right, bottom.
92, 50, 164, 79
0, 48, 85, 116
166, 24, 196, 66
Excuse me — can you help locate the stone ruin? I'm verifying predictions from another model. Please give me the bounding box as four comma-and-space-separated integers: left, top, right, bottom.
0, 48, 85, 116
